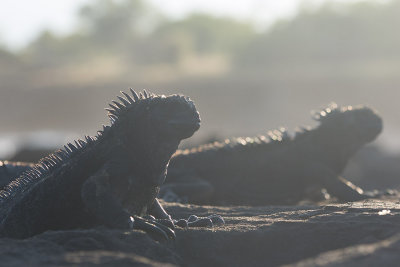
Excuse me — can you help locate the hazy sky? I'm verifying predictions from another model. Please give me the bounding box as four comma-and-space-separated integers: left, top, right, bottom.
0, 0, 385, 50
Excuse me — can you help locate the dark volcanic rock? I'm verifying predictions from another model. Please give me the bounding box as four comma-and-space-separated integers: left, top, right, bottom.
1, 198, 400, 266
287, 234, 400, 267
164, 199, 400, 266
0, 228, 180, 266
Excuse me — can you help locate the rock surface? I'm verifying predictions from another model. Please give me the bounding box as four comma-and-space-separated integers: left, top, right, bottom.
1, 197, 400, 266
287, 234, 400, 267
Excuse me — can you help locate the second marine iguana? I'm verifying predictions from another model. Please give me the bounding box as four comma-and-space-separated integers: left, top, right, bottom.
160, 104, 383, 205
0, 89, 222, 240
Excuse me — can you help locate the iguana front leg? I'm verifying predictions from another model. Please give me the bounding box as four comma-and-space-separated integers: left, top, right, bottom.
325, 176, 368, 201
81, 168, 175, 241
149, 198, 225, 228
305, 162, 368, 202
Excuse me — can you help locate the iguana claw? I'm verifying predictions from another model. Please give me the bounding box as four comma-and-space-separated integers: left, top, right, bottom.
132, 216, 175, 242
174, 214, 225, 228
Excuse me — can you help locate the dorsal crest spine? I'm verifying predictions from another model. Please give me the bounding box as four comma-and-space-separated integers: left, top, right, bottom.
106, 89, 153, 124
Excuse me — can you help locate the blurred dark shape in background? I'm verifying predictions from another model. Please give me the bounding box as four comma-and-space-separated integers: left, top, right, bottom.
1, 0, 400, 188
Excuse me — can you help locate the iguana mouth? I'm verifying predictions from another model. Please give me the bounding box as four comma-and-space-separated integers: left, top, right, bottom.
361, 115, 383, 140
370, 118, 383, 131
169, 119, 201, 133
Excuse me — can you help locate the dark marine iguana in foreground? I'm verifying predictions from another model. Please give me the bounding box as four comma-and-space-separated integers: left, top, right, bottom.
0, 89, 222, 240
160, 104, 383, 206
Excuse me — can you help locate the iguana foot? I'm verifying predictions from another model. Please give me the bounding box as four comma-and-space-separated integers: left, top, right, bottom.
131, 216, 176, 242
144, 214, 224, 229
174, 214, 225, 228
148, 198, 224, 230
143, 215, 176, 230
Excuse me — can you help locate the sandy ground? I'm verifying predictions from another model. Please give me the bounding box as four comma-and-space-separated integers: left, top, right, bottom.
1, 197, 400, 267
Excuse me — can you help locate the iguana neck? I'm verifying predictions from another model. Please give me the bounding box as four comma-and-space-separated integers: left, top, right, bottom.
101, 132, 179, 172
303, 127, 359, 173
140, 139, 180, 171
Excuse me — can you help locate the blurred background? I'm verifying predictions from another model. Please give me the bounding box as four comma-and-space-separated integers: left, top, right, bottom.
0, 0, 400, 189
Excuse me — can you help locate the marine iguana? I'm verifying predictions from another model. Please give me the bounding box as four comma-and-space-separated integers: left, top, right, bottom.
160, 104, 383, 205
0, 89, 222, 240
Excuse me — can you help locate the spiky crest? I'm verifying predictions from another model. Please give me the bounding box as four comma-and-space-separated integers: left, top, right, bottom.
105, 89, 154, 125
0, 136, 95, 201
174, 127, 291, 158
312, 102, 341, 123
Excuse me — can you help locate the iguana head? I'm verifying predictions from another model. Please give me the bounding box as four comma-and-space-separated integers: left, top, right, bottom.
314, 103, 383, 147
146, 94, 201, 140
105, 89, 200, 154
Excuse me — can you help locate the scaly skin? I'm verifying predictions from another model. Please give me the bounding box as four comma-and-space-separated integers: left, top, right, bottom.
0, 89, 223, 240
160, 104, 383, 206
